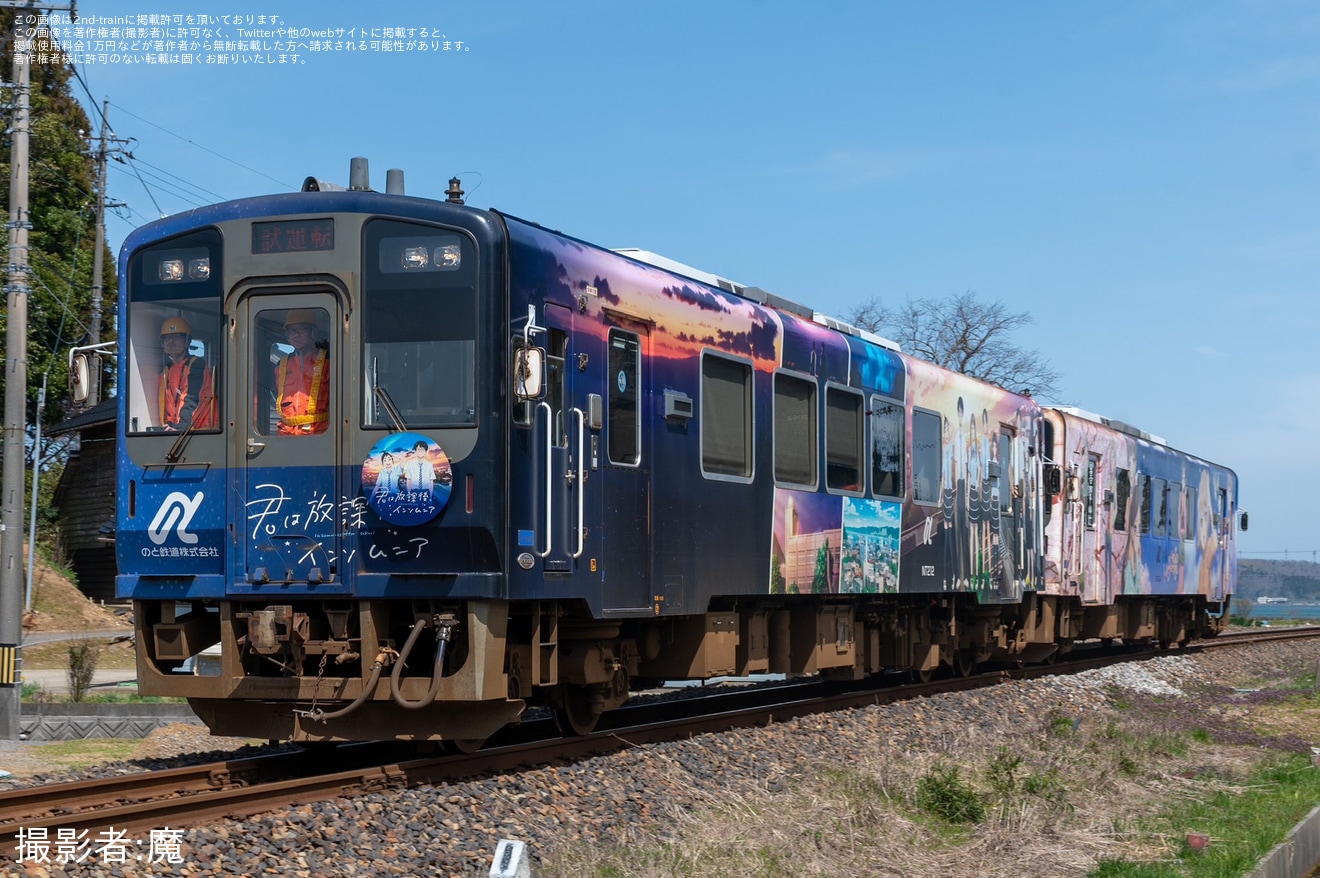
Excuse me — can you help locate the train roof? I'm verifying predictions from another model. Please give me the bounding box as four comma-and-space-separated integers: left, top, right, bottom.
614, 247, 901, 352
1053, 406, 1167, 446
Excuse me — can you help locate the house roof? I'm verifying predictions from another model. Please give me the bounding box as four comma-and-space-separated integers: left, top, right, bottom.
48, 398, 117, 437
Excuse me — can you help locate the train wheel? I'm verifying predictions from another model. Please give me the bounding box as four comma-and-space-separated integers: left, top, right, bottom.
553, 684, 602, 736
953, 649, 977, 678
911, 667, 934, 684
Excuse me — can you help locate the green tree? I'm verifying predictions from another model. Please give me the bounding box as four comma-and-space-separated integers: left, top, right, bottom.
0, 17, 116, 558
0, 14, 117, 431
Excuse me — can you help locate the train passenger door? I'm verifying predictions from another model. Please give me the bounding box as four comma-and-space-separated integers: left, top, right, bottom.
995, 427, 1023, 600
599, 325, 651, 613
1080, 453, 1105, 603
233, 292, 343, 590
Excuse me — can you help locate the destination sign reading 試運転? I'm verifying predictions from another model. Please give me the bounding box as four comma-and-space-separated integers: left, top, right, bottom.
252, 219, 334, 254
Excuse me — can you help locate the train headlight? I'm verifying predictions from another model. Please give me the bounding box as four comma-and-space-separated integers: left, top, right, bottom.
158, 259, 184, 281
401, 245, 430, 270
188, 257, 211, 280
435, 243, 461, 269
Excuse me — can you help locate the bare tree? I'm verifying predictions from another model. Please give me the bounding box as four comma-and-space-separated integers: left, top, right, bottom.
846, 291, 1060, 399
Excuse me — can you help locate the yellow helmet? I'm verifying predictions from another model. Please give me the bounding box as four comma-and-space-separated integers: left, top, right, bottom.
284, 309, 318, 329
160, 316, 191, 336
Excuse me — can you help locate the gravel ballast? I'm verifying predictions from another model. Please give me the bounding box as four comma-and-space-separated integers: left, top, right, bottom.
4, 637, 1318, 877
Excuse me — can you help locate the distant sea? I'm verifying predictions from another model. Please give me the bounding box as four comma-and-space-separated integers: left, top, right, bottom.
1245, 603, 1320, 621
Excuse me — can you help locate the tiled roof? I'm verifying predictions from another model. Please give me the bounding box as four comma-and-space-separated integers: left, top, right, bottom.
47, 398, 117, 436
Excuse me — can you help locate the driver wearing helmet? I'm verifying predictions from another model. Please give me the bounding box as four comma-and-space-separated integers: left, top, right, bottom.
158, 316, 215, 431
276, 309, 330, 435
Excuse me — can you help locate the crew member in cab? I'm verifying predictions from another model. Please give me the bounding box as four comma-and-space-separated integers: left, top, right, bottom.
158, 316, 215, 431
276, 309, 330, 435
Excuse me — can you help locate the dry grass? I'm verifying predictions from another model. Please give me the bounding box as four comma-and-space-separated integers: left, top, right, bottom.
21, 635, 137, 670
23, 547, 129, 633
543, 670, 1320, 878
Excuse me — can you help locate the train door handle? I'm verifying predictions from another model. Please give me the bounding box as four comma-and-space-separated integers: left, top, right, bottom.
246, 437, 266, 455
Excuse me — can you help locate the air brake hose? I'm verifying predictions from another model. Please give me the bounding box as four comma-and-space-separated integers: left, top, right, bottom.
391, 616, 450, 710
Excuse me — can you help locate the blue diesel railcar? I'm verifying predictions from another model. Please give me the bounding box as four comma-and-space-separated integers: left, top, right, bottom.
106, 161, 1243, 743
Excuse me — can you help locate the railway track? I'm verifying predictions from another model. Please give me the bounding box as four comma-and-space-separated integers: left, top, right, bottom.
2, 624, 1315, 859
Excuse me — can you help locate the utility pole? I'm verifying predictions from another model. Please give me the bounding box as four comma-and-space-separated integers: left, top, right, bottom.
89, 99, 106, 344
88, 99, 126, 345
0, 0, 75, 745
1, 6, 36, 744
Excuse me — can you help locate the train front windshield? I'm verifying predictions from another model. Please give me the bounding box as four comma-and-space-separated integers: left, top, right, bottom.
123, 219, 479, 439
124, 229, 224, 435
362, 221, 478, 429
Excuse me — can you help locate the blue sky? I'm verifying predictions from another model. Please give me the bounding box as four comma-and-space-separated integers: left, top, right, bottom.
62, 1, 1317, 560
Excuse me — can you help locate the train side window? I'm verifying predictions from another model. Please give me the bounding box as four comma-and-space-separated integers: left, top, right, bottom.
546, 330, 568, 448
774, 372, 816, 487
1152, 477, 1168, 537
701, 352, 753, 479
1185, 486, 1197, 539
911, 408, 941, 505
1140, 474, 1152, 534
1041, 419, 1055, 526
870, 395, 903, 498
825, 386, 864, 493
998, 429, 1014, 514
1114, 468, 1130, 532
607, 329, 641, 466
1083, 456, 1097, 531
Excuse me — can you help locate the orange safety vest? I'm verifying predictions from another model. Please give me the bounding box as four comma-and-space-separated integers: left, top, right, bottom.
276, 348, 329, 434
159, 356, 216, 430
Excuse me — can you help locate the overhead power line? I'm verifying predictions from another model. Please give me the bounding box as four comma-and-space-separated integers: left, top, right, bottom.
108, 100, 296, 190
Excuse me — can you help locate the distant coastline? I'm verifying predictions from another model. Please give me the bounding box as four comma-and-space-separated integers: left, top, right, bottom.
1246, 603, 1320, 620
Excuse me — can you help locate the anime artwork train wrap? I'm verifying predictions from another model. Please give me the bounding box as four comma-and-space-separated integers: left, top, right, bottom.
107, 161, 1242, 744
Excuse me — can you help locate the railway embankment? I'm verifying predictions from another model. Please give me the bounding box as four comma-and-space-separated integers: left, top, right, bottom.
2, 636, 1317, 877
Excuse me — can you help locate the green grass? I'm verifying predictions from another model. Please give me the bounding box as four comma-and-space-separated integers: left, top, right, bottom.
916, 763, 986, 825
22, 738, 141, 771
20, 684, 184, 704
1089, 753, 1320, 877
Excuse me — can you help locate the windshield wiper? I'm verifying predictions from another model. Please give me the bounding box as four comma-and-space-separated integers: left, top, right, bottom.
165, 389, 215, 462
374, 386, 408, 432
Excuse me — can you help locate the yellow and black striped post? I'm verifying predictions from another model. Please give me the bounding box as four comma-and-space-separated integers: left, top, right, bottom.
0, 643, 16, 687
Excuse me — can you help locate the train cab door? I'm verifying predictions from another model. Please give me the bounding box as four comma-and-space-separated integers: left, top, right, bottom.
233, 292, 344, 591
537, 305, 652, 612
538, 303, 584, 575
